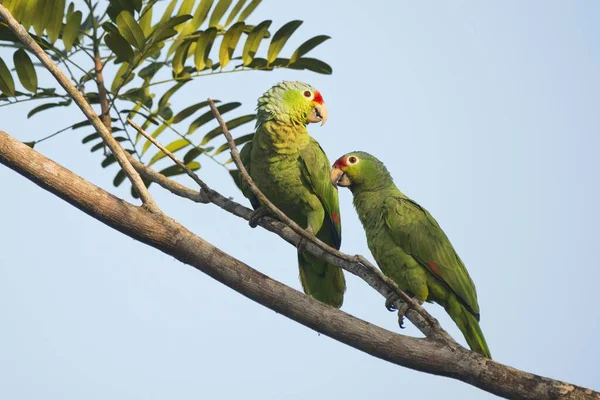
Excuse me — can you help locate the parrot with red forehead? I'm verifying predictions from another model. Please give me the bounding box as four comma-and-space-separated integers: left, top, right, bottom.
330, 151, 491, 357
236, 81, 345, 307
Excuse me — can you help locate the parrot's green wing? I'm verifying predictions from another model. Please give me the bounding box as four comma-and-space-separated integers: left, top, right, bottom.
231, 141, 259, 209
299, 138, 341, 248
383, 196, 480, 318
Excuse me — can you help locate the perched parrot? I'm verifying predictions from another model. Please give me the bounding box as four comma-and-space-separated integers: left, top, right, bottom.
235, 81, 346, 308
330, 151, 491, 358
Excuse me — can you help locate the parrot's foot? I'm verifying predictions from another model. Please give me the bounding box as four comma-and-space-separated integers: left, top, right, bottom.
296, 227, 315, 254
248, 207, 270, 228
385, 292, 410, 329
396, 302, 410, 329
385, 292, 400, 311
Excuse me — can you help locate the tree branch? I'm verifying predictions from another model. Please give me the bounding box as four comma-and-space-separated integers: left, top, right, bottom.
0, 4, 159, 213
1, 129, 598, 400
92, 30, 112, 135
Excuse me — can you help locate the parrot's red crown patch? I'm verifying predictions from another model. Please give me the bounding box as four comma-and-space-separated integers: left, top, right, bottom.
333, 157, 347, 168
313, 90, 324, 104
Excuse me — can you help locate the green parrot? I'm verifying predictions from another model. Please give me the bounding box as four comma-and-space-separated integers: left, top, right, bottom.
330, 151, 491, 358
236, 81, 346, 308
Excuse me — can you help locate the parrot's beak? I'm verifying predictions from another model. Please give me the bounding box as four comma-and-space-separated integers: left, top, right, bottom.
307, 103, 328, 126
330, 167, 351, 187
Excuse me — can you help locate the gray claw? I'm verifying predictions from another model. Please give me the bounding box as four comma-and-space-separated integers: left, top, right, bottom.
249, 207, 269, 228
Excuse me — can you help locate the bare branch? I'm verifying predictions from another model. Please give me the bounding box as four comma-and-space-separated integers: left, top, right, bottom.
206, 98, 449, 340
1, 129, 598, 400
92, 38, 112, 134
0, 4, 159, 213
127, 119, 211, 203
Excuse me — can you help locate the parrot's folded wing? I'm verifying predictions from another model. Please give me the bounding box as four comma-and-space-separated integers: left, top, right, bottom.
383, 196, 481, 319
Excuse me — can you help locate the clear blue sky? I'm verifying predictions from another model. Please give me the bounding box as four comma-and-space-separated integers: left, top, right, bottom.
1, 1, 599, 399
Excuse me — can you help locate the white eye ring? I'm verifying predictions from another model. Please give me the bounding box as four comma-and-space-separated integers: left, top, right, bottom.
347, 156, 359, 165
302, 90, 314, 100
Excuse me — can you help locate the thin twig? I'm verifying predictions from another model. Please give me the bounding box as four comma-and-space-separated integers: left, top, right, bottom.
0, 3, 160, 213
206, 98, 447, 338
127, 119, 210, 203
137, 103, 229, 170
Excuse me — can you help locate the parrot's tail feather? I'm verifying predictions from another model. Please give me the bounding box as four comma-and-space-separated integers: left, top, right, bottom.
445, 297, 492, 359
298, 251, 346, 308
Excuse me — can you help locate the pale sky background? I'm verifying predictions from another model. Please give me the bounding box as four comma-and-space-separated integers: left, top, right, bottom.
1, 1, 599, 399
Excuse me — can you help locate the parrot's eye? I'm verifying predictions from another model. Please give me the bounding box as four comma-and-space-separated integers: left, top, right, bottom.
303, 90, 312, 98
348, 156, 358, 164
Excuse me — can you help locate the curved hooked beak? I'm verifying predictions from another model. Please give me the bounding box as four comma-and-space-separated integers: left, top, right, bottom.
330, 167, 351, 187
307, 103, 328, 126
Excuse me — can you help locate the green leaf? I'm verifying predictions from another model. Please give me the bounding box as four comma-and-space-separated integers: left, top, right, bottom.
245, 56, 266, 69
158, 82, 186, 112
102, 21, 119, 34
82, 132, 100, 144
209, 0, 232, 27
290, 35, 330, 63
91, 137, 126, 152
66, 1, 74, 18
267, 20, 302, 65
237, 0, 261, 22
219, 22, 245, 68
214, 132, 253, 155
0, 58, 16, 97
158, 161, 201, 178
148, 138, 190, 166
151, 26, 178, 43
242, 20, 271, 66
34, 0, 53, 37
46, 0, 66, 44
116, 11, 145, 50
182, 147, 207, 164
160, 106, 173, 120
63, 10, 82, 52
138, 62, 164, 80
194, 27, 218, 71
71, 120, 93, 130
13, 49, 38, 92
121, 109, 159, 125
289, 57, 332, 74
186, 102, 241, 135
185, 0, 214, 33
225, 0, 246, 27
130, 177, 153, 198
176, 0, 196, 21
27, 100, 71, 118
138, 5, 153, 36
269, 57, 290, 68
105, 31, 134, 63
101, 154, 117, 168
85, 92, 100, 104
113, 169, 126, 187
172, 100, 218, 124
158, 0, 178, 25
111, 62, 133, 93
201, 114, 256, 145
107, 0, 140, 21
172, 40, 192, 74
90, 142, 106, 153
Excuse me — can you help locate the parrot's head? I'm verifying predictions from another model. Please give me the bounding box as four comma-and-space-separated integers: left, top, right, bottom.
256, 81, 328, 127
331, 152, 394, 192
